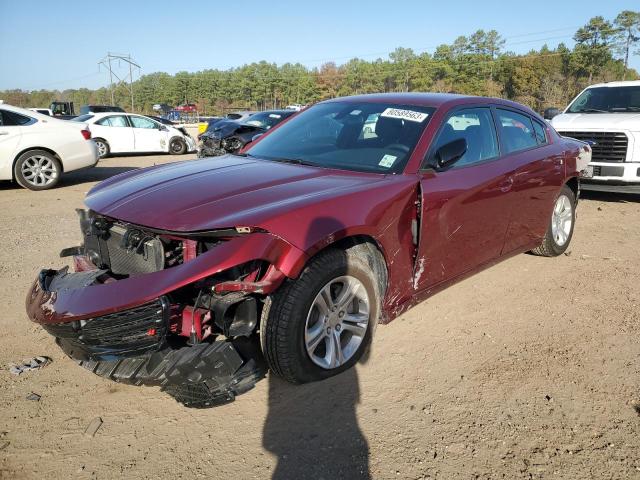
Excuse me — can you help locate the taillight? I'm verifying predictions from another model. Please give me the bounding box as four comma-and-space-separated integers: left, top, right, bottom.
81, 128, 91, 140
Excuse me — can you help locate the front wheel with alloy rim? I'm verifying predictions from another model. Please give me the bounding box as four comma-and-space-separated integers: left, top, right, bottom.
531, 184, 576, 257
261, 246, 381, 384
14, 150, 62, 190
169, 138, 187, 155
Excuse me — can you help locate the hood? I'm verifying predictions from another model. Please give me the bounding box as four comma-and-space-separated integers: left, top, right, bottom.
85, 155, 387, 233
552, 112, 640, 131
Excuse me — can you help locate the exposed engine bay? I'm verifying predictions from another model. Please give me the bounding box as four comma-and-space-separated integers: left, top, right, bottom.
31, 210, 292, 407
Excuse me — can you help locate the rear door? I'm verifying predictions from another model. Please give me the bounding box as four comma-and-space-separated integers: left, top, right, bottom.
415, 106, 515, 290
93, 115, 134, 153
129, 115, 164, 152
0, 109, 30, 179
495, 109, 565, 254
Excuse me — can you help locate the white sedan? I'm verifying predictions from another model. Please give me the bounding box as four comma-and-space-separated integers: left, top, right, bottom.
73, 112, 196, 158
0, 104, 98, 190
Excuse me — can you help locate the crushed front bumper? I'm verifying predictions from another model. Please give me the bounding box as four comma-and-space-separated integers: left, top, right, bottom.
25, 232, 307, 407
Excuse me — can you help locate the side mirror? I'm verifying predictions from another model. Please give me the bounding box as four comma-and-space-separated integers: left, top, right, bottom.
543, 108, 560, 120
159, 125, 169, 132
434, 138, 467, 169
251, 133, 263, 143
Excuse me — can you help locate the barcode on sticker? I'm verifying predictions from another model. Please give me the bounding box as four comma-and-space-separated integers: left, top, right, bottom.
380, 108, 428, 123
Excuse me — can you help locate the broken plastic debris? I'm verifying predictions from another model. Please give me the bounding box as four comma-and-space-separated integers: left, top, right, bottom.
84, 417, 103, 437
26, 392, 41, 401
9, 356, 51, 375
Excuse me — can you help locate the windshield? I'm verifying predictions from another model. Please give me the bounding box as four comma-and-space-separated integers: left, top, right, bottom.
244, 111, 292, 129
246, 102, 435, 174
567, 86, 640, 113
72, 114, 94, 122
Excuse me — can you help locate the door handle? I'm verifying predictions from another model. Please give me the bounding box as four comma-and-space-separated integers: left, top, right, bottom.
499, 177, 514, 192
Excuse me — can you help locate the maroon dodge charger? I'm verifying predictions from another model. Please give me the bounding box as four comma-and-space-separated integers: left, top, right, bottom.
26, 93, 591, 407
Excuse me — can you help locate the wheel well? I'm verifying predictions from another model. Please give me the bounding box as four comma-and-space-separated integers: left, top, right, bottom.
310, 235, 388, 297
12, 147, 63, 179
566, 176, 579, 200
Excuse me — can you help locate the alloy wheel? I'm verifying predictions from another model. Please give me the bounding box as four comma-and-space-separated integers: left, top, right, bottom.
95, 141, 107, 157
20, 155, 58, 187
551, 194, 573, 246
304, 275, 370, 369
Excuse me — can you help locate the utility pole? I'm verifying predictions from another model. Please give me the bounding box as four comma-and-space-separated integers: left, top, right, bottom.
99, 52, 141, 111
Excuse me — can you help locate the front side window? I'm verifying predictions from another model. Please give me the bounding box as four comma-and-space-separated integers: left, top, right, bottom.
429, 108, 499, 168
0, 110, 33, 126
96, 115, 129, 127
497, 109, 537, 154
129, 116, 158, 129
247, 102, 435, 174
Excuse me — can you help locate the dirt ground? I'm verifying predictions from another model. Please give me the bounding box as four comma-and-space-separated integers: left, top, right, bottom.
0, 153, 638, 480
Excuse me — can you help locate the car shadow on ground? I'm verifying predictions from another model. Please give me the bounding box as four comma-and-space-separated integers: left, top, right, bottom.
262, 216, 372, 479
580, 190, 640, 203
263, 368, 370, 480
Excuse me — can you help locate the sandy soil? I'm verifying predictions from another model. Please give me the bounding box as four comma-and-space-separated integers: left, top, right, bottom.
0, 154, 638, 480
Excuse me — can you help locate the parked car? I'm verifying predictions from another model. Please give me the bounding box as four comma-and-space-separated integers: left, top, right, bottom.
198, 109, 296, 156
550, 80, 640, 193
0, 104, 98, 190
199, 111, 258, 139
72, 112, 196, 157
25, 93, 590, 407
80, 105, 125, 115
175, 103, 197, 113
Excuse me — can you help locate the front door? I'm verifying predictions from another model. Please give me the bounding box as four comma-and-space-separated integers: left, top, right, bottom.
415, 106, 515, 290
129, 115, 164, 152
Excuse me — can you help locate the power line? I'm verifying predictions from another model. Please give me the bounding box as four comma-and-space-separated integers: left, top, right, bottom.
98, 52, 141, 110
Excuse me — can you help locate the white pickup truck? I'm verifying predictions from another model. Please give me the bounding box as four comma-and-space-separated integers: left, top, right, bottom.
551, 81, 640, 193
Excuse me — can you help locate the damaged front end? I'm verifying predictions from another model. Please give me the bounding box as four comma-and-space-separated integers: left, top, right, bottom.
26, 210, 306, 407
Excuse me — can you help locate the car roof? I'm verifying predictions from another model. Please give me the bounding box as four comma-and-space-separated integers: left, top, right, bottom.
324, 92, 538, 116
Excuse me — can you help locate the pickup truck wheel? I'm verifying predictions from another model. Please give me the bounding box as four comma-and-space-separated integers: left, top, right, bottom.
169, 137, 187, 155
94, 139, 110, 158
14, 150, 61, 190
261, 247, 379, 384
531, 184, 576, 257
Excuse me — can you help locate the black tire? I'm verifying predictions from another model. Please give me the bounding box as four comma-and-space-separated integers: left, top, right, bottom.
14, 150, 62, 191
169, 137, 187, 155
531, 184, 576, 257
94, 138, 110, 158
260, 246, 381, 384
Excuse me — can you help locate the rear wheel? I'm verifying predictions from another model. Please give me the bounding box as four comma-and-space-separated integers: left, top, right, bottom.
261, 247, 380, 384
14, 150, 61, 190
94, 138, 110, 158
531, 184, 576, 257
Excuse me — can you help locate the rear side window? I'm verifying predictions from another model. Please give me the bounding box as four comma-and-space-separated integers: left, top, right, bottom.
532, 120, 548, 145
96, 115, 129, 127
0, 110, 33, 126
497, 109, 538, 154
430, 107, 499, 167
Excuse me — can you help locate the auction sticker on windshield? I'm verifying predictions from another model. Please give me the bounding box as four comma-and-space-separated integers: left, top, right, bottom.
380, 108, 429, 123
379, 154, 397, 168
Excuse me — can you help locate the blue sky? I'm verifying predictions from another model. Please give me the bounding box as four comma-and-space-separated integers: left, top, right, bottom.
0, 0, 638, 90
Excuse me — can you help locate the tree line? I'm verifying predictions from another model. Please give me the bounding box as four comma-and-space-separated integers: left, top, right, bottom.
2, 11, 639, 116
